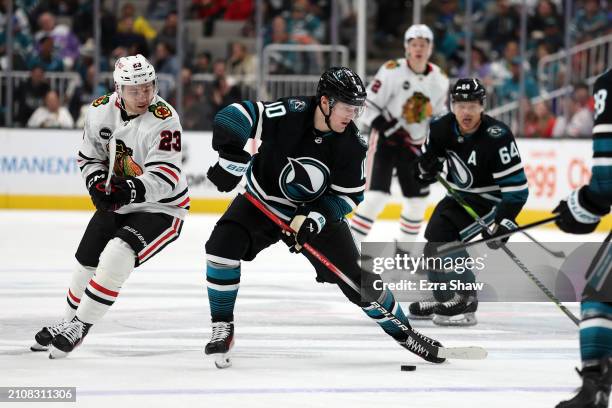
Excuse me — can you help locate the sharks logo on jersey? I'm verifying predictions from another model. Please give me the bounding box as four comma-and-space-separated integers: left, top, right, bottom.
279, 157, 330, 202
446, 150, 474, 188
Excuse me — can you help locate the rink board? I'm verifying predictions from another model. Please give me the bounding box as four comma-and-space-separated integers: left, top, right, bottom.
0, 128, 610, 231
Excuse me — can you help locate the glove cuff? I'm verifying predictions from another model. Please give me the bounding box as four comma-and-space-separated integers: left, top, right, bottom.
307, 211, 326, 233
580, 186, 611, 216
498, 218, 517, 230
126, 177, 146, 203
86, 170, 107, 191
568, 189, 601, 224
219, 157, 249, 177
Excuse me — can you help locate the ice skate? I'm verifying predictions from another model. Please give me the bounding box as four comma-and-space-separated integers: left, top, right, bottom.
49, 318, 90, 359
205, 321, 234, 369
432, 293, 478, 326
557, 357, 612, 408
31, 320, 70, 352
408, 296, 440, 320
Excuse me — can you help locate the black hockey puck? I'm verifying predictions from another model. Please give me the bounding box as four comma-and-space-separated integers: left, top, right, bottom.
401, 365, 416, 371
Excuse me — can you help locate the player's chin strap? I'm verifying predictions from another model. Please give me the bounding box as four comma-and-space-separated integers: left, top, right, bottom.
318, 97, 336, 133
435, 174, 580, 326
242, 190, 488, 361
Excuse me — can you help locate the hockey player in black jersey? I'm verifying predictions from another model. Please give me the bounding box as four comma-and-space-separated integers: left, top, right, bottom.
554, 70, 612, 408
203, 66, 445, 368
409, 78, 529, 326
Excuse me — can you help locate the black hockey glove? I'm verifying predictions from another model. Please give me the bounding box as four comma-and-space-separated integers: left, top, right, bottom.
207, 150, 251, 193
482, 219, 517, 250
553, 187, 609, 234
87, 170, 115, 211
106, 175, 146, 211
416, 154, 444, 184
371, 115, 411, 146
283, 210, 326, 253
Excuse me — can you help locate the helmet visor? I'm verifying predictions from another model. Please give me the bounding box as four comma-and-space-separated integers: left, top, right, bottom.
333, 100, 365, 119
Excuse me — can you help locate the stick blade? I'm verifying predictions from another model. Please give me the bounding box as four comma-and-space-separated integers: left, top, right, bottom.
437, 346, 488, 360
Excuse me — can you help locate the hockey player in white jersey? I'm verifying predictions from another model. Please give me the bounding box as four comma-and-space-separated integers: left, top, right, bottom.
31, 54, 189, 359
350, 24, 449, 255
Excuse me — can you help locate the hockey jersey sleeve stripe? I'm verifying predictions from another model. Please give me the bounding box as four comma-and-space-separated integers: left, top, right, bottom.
593, 157, 612, 166
594, 138, 612, 152
253, 102, 264, 140
214, 104, 254, 144
78, 151, 97, 161
150, 170, 176, 189
500, 182, 529, 193
232, 102, 254, 126
593, 124, 612, 134
145, 161, 181, 173
492, 162, 524, 179
496, 171, 528, 187
158, 187, 188, 203
177, 197, 190, 208
330, 183, 366, 194
158, 166, 179, 182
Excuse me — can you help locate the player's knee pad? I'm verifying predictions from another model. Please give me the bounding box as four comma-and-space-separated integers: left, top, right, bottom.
205, 221, 250, 261
400, 196, 428, 220
355, 190, 389, 220
94, 238, 136, 288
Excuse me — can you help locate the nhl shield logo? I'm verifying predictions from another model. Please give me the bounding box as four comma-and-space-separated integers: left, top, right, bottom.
279, 157, 330, 202
288, 98, 307, 112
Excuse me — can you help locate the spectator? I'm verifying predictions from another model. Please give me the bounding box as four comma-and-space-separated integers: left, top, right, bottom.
68, 65, 109, 122
176, 67, 213, 130
0, 8, 33, 70
571, 0, 608, 43
146, 0, 177, 20
456, 46, 492, 83
226, 41, 255, 79
528, 0, 563, 52
287, 0, 324, 44
532, 101, 556, 138
27, 89, 74, 128
193, 50, 212, 73
119, 3, 157, 41
191, 0, 226, 36
532, 41, 561, 91
28, 35, 64, 71
13, 66, 50, 126
73, 38, 111, 83
495, 57, 539, 105
489, 40, 524, 86
223, 0, 253, 20
373, 0, 407, 47
155, 12, 195, 64
265, 15, 297, 74
34, 11, 80, 69
430, 0, 464, 72
483, 0, 520, 55
154, 41, 180, 76
553, 83, 595, 137
114, 15, 150, 57
209, 74, 242, 116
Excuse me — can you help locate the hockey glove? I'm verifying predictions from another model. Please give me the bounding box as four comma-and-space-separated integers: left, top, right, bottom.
284, 210, 326, 253
106, 175, 146, 211
416, 154, 444, 184
553, 187, 608, 234
87, 170, 115, 211
371, 115, 411, 146
207, 150, 251, 193
482, 219, 517, 250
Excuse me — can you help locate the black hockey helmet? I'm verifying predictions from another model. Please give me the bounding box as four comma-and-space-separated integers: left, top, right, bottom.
451, 78, 486, 104
316, 66, 367, 107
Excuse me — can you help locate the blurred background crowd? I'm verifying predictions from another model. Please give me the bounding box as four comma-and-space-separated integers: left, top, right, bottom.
0, 0, 610, 136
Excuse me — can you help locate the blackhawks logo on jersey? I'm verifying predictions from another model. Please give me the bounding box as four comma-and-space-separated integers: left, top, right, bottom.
92, 93, 111, 107
279, 157, 330, 202
148, 101, 172, 120
402, 92, 433, 124
385, 60, 399, 69
111, 140, 143, 177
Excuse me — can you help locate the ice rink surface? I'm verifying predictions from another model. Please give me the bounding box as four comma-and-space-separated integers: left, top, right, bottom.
0, 209, 609, 408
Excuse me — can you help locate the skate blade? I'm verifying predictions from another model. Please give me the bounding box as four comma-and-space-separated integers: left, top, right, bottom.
214, 353, 232, 369
433, 312, 477, 326
30, 342, 49, 352
48, 345, 69, 359
408, 313, 433, 320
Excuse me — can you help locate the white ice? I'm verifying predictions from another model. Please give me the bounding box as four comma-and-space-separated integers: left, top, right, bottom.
0, 210, 608, 408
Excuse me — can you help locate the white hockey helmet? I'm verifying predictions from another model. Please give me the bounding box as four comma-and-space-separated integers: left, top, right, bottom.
113, 54, 157, 96
404, 24, 434, 60
404, 24, 434, 43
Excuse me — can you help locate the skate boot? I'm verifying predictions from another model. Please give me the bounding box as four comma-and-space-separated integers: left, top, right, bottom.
408, 297, 440, 320
432, 293, 478, 326
396, 327, 446, 364
49, 317, 91, 359
205, 321, 234, 369
31, 320, 70, 351
557, 356, 612, 408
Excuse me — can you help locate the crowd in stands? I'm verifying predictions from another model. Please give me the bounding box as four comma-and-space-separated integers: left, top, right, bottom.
0, 0, 610, 136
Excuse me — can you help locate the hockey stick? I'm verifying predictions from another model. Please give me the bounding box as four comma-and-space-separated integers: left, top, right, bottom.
104, 135, 117, 194
435, 215, 560, 258
436, 175, 580, 326
243, 191, 488, 360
